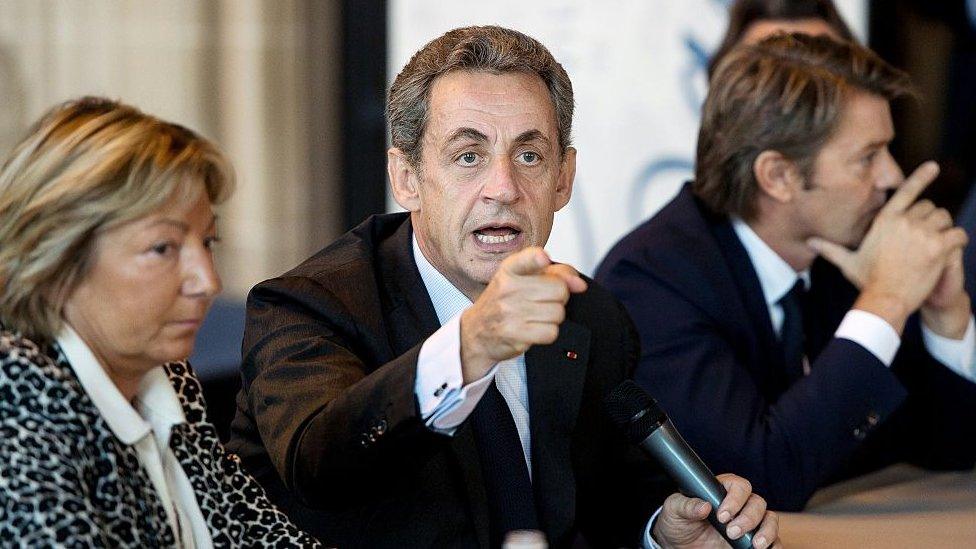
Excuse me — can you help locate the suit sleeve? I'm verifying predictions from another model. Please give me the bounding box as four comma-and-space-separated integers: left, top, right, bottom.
600, 259, 910, 511
239, 275, 449, 508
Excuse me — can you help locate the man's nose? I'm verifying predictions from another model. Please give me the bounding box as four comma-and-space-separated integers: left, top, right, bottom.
876, 150, 904, 191
481, 160, 520, 203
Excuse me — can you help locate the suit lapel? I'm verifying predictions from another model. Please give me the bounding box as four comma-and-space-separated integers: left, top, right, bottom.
649, 184, 790, 396
376, 216, 441, 356
526, 319, 590, 544
376, 216, 491, 548
637, 186, 755, 340
709, 218, 792, 392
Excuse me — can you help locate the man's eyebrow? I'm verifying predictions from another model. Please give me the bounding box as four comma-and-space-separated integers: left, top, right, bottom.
446, 127, 489, 144
857, 138, 891, 153
513, 129, 551, 147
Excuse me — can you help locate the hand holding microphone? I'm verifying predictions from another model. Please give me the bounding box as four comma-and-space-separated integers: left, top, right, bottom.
605, 381, 780, 549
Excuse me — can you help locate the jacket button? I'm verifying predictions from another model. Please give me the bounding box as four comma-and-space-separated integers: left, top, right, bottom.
853, 426, 866, 440
866, 411, 880, 426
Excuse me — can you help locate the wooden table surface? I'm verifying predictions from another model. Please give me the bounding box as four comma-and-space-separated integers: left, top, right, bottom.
778, 464, 976, 548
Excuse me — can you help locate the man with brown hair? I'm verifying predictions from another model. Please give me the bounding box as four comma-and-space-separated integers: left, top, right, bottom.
598, 33, 976, 512
229, 26, 778, 548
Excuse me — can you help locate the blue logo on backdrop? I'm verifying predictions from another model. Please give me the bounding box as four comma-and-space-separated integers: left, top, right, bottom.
627, 30, 713, 224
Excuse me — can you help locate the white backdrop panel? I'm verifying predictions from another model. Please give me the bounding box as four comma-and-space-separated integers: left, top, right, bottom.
388, 0, 866, 275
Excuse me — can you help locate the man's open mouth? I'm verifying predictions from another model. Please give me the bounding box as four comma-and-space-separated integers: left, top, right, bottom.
474, 225, 521, 244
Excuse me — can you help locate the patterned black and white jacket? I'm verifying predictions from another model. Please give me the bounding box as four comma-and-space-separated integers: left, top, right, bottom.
0, 330, 320, 547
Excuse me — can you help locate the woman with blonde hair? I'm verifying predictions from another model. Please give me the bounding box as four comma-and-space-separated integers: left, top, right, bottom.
0, 97, 318, 547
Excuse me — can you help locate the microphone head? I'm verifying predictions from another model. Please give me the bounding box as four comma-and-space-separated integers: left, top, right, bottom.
604, 380, 668, 443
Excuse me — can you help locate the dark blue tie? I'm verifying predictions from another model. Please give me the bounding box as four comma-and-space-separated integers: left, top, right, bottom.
469, 380, 539, 546
779, 279, 808, 382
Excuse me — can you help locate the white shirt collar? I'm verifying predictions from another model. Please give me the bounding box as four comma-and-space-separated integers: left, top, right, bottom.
412, 234, 472, 326
56, 323, 185, 447
731, 218, 810, 307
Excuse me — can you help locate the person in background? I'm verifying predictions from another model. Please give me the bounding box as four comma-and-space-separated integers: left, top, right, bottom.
0, 97, 318, 547
709, 0, 855, 77
229, 25, 780, 549
597, 33, 976, 512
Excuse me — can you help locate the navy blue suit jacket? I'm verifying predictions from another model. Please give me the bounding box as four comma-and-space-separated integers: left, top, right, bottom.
596, 183, 976, 511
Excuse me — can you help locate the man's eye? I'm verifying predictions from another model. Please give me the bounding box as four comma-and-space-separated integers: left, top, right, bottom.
519, 151, 540, 164
204, 236, 221, 250
456, 152, 480, 166
149, 242, 175, 256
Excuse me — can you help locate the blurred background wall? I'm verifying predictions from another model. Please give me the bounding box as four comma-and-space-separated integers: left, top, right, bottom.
0, 0, 344, 301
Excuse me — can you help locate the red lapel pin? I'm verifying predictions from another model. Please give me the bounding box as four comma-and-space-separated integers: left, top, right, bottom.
565, 350, 578, 360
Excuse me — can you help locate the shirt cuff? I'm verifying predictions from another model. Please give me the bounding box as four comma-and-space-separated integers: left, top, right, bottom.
921, 315, 976, 383
415, 313, 497, 433
642, 506, 664, 549
836, 309, 902, 367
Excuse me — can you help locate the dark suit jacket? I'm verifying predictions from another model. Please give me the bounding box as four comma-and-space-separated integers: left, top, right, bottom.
227, 213, 672, 548
596, 183, 976, 511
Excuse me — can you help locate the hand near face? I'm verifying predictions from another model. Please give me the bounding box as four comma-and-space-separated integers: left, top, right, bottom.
459, 247, 587, 383
921, 246, 972, 339
808, 162, 968, 334
653, 474, 780, 549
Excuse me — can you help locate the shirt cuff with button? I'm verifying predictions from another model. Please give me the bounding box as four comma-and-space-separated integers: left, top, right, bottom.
642, 506, 664, 549
921, 315, 976, 383
415, 313, 498, 433
836, 309, 902, 366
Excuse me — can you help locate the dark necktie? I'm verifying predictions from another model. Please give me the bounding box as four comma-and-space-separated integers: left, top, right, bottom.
468, 380, 539, 546
779, 279, 809, 382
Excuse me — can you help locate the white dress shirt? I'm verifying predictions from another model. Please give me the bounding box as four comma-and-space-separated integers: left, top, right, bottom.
410, 236, 662, 548
57, 324, 213, 548
731, 218, 976, 382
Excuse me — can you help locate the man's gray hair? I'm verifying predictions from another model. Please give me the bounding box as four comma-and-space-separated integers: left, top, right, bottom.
388, 25, 574, 167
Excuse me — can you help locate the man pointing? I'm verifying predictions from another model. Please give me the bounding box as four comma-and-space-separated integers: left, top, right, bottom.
229, 25, 778, 548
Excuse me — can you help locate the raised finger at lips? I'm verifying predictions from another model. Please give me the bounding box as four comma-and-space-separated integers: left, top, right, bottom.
883, 161, 939, 214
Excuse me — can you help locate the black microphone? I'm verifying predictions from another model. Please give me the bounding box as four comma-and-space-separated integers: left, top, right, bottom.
604, 380, 755, 549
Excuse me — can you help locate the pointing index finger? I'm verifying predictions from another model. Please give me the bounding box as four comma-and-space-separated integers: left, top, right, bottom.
882, 161, 939, 214
501, 247, 551, 277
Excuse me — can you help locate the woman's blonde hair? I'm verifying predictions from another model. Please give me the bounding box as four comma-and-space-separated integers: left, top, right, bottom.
0, 97, 233, 343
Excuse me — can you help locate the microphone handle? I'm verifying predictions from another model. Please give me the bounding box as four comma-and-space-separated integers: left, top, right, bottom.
641, 420, 755, 549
